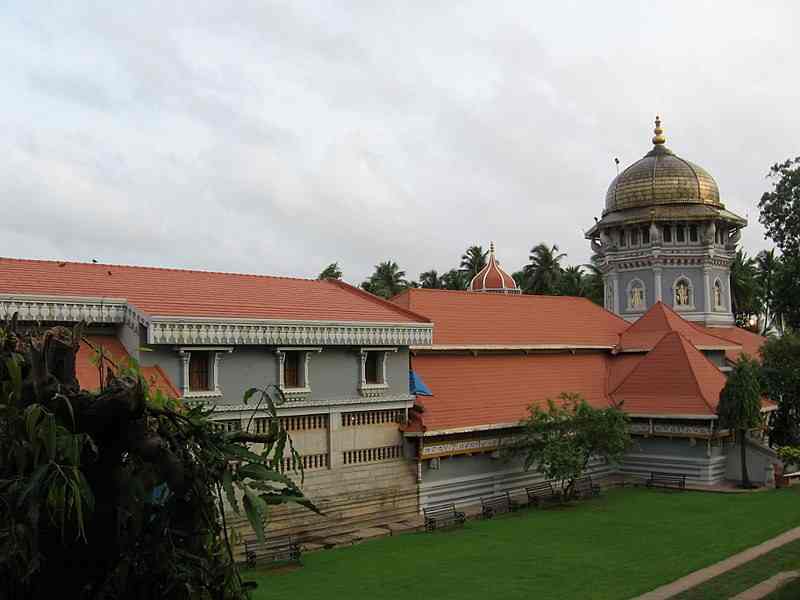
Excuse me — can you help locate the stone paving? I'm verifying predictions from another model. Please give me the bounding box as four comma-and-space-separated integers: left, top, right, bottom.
633, 526, 800, 600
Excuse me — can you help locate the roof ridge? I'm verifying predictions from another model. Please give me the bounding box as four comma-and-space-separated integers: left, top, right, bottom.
327, 279, 432, 323
0, 256, 323, 284
659, 301, 740, 347
609, 330, 671, 395
674, 332, 726, 412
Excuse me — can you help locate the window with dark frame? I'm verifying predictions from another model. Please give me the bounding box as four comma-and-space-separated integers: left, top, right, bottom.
630, 229, 639, 246
365, 352, 381, 385
641, 227, 650, 245
189, 351, 211, 391
689, 224, 698, 242
663, 225, 672, 242
676, 226, 685, 243
619, 230, 627, 247
283, 351, 301, 388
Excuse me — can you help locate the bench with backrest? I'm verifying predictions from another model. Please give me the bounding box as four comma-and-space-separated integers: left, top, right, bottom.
573, 475, 601, 500
480, 492, 516, 519
243, 534, 301, 568
525, 481, 562, 507
646, 471, 687, 490
423, 503, 466, 531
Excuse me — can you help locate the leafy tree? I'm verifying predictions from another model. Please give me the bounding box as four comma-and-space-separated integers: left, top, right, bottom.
513, 393, 630, 500
717, 355, 764, 488
512, 270, 527, 290
318, 262, 343, 280
762, 334, 800, 447
460, 245, 488, 283
758, 156, 800, 255
361, 261, 408, 298
419, 269, 443, 289
730, 248, 760, 327
0, 319, 315, 599
523, 243, 566, 295
773, 255, 800, 332
440, 269, 466, 291
755, 249, 782, 334
557, 265, 585, 297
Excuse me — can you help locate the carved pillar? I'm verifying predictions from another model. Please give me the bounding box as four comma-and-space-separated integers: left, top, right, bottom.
179, 350, 191, 397
275, 350, 286, 388
609, 272, 620, 314
359, 349, 368, 387
703, 267, 712, 316
328, 409, 342, 469
653, 266, 663, 303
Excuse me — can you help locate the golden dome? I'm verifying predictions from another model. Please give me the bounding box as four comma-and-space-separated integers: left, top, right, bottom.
604, 117, 722, 214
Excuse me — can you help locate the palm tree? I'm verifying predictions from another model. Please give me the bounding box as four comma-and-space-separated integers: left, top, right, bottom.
582, 263, 604, 306
460, 245, 488, 282
361, 261, 408, 298
523, 243, 566, 295
419, 270, 443, 289
717, 356, 763, 488
558, 265, 585, 296
730, 248, 759, 327
318, 262, 343, 280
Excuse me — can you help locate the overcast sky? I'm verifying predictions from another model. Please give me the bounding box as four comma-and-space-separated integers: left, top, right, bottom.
2, 1, 798, 285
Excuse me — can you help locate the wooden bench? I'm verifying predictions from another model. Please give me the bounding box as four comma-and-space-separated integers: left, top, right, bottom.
481, 492, 515, 519
423, 503, 466, 531
573, 475, 601, 499
243, 534, 301, 568
646, 471, 687, 490
525, 481, 562, 508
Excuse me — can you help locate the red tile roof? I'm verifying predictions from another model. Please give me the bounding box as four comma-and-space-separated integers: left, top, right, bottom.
617, 302, 739, 352
77, 335, 180, 398
392, 288, 628, 347
410, 353, 612, 433
698, 325, 766, 363
610, 331, 727, 416
0, 257, 429, 324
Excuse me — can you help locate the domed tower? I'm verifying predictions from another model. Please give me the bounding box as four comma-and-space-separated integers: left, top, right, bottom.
469, 242, 521, 294
585, 117, 746, 326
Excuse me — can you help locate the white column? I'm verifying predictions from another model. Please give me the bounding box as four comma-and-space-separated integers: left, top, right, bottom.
609, 273, 620, 314
275, 350, 286, 388
653, 267, 663, 303
179, 350, 191, 396
703, 267, 712, 315
328, 409, 342, 469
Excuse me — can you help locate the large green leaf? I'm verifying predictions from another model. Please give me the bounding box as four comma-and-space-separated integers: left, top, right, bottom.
242, 489, 267, 543
222, 468, 239, 514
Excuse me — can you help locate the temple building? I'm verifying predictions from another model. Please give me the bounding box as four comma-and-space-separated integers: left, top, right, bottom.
585, 117, 747, 326
0, 117, 778, 547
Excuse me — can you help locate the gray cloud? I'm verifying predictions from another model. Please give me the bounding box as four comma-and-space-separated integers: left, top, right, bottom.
1, 1, 798, 285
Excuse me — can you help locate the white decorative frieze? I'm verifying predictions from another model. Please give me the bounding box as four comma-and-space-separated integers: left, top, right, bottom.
0, 295, 130, 324
148, 319, 432, 346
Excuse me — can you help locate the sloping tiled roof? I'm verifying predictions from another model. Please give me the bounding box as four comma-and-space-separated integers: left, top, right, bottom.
610, 331, 727, 416
77, 335, 180, 398
698, 325, 766, 363
0, 257, 429, 324
409, 352, 612, 433
617, 302, 739, 352
391, 288, 628, 347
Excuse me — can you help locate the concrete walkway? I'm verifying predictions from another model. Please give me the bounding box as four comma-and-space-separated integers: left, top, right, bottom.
633, 526, 800, 600
730, 571, 799, 600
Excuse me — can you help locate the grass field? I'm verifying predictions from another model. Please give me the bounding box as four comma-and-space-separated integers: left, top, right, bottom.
673, 537, 800, 599
245, 486, 800, 600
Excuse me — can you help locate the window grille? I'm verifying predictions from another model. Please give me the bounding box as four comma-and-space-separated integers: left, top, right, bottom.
341, 409, 406, 427
253, 413, 329, 433
343, 445, 403, 465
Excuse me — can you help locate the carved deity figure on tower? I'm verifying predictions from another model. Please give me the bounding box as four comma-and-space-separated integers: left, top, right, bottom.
675, 281, 690, 306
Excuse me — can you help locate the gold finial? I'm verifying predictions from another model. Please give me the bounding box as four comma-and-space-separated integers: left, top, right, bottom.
490, 241, 495, 255
652, 115, 666, 145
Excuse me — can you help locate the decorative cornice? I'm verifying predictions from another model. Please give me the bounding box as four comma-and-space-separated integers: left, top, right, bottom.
147, 317, 432, 346
0, 293, 139, 326
193, 393, 416, 413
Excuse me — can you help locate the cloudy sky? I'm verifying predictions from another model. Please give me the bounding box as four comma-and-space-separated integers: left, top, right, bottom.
2, 1, 798, 285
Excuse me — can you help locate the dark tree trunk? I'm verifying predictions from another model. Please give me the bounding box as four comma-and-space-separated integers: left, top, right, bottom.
740, 428, 751, 488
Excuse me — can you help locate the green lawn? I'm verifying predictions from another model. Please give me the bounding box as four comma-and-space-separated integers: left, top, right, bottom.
674, 537, 800, 599
245, 487, 800, 600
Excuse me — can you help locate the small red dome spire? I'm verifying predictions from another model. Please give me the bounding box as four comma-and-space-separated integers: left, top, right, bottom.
469, 242, 520, 294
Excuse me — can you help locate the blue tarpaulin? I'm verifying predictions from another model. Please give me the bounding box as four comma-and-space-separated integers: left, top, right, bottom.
409, 371, 433, 396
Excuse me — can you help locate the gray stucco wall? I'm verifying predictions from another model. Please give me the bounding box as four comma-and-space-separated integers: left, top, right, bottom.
140, 345, 411, 405
618, 270, 656, 316
661, 267, 705, 310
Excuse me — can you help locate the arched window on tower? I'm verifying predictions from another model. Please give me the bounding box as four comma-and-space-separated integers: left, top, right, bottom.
713, 279, 724, 310
626, 279, 646, 312
673, 277, 694, 310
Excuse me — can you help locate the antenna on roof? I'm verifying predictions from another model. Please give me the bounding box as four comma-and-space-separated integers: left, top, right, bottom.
614, 157, 620, 175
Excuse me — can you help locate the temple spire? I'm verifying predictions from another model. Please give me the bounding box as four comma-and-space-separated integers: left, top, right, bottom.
652, 115, 666, 145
